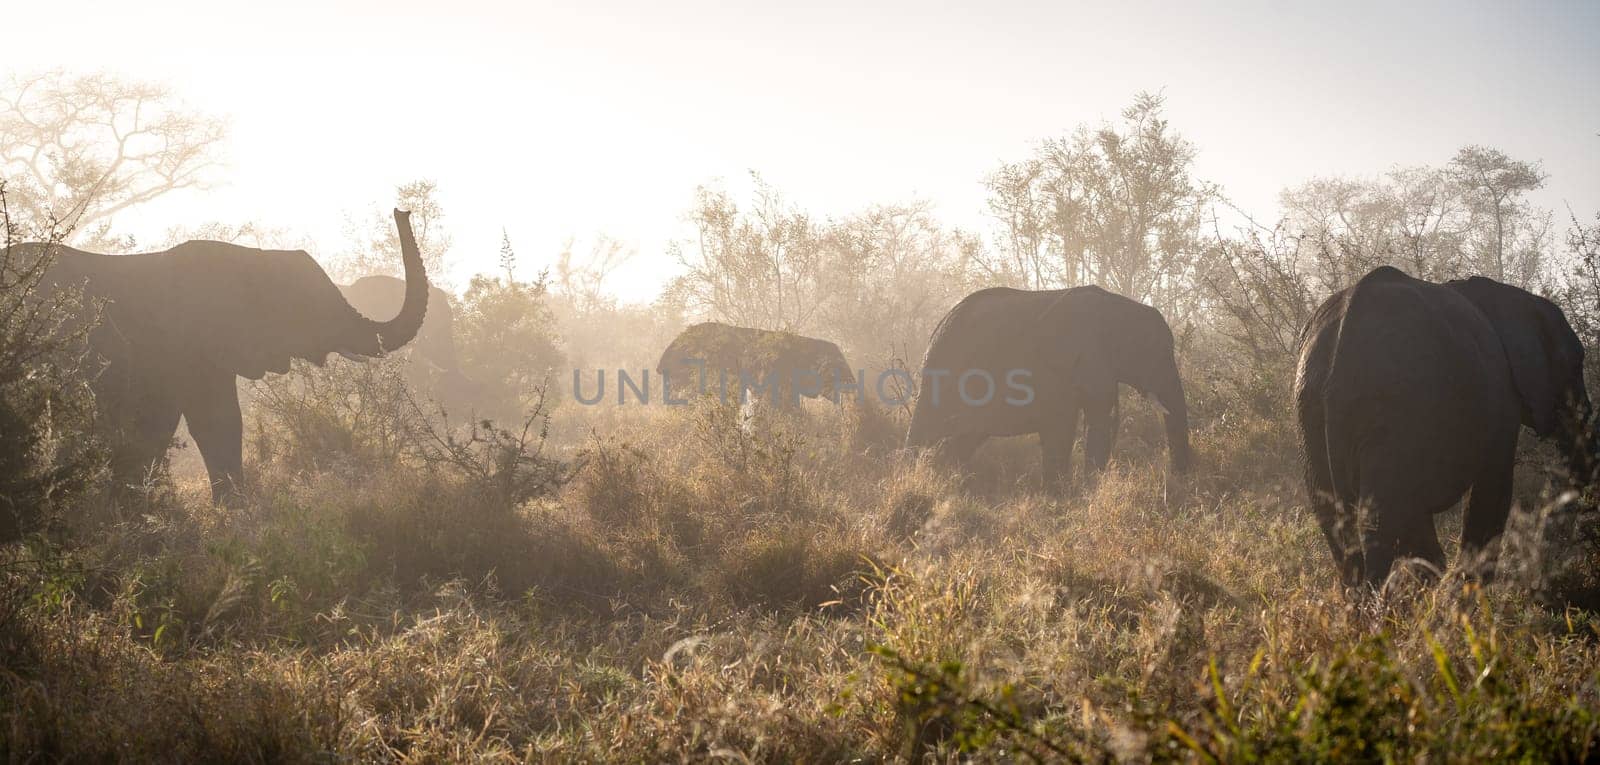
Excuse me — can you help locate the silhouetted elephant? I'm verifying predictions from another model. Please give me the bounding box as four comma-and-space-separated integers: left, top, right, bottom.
1296, 266, 1593, 591
29, 209, 428, 502
906, 286, 1191, 491
655, 322, 856, 406
339, 275, 483, 412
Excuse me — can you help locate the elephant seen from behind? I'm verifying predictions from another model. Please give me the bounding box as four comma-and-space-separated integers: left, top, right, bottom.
1295, 266, 1594, 592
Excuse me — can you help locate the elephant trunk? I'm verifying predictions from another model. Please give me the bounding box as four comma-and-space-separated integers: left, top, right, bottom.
375, 209, 429, 352
1155, 374, 1192, 475
904, 399, 934, 450
1561, 390, 1598, 482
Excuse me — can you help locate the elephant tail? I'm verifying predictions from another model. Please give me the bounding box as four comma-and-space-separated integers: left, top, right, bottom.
1296, 296, 1358, 506
1321, 412, 1359, 504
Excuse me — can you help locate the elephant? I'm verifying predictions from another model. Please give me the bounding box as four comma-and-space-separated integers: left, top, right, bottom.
1295, 265, 1593, 591
27, 209, 428, 503
905, 285, 1192, 491
655, 322, 856, 407
339, 275, 484, 411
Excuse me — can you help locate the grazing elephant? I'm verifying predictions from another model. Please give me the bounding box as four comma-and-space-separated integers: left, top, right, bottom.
1295, 266, 1593, 591
339, 275, 483, 411
29, 209, 428, 502
655, 322, 856, 406
906, 286, 1192, 491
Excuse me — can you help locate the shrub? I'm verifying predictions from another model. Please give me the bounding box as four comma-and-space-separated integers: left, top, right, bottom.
0, 183, 106, 542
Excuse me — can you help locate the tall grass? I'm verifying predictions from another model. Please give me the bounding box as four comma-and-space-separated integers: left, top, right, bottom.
2, 384, 1597, 761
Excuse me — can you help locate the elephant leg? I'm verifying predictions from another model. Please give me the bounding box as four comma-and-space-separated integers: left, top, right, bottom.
181, 372, 244, 504
933, 432, 987, 492
939, 433, 986, 467
108, 391, 181, 493
1299, 400, 1361, 589
1459, 452, 1516, 582
1040, 406, 1081, 495
1082, 394, 1117, 478
1352, 447, 1412, 590
1355, 449, 1457, 591
1357, 503, 1404, 591
1398, 522, 1447, 581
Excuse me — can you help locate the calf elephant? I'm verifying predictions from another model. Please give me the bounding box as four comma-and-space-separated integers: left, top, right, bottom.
28, 209, 429, 502
1295, 266, 1593, 591
656, 322, 856, 406
906, 286, 1192, 491
340, 275, 483, 411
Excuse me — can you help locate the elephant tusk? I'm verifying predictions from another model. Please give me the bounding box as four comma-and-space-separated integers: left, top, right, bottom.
1148, 395, 1171, 416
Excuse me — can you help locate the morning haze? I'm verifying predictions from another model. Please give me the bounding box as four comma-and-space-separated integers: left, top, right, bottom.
3, 0, 1600, 760
5, 0, 1595, 296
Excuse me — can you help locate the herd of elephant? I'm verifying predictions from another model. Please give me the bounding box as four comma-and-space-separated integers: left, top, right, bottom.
20, 211, 1595, 594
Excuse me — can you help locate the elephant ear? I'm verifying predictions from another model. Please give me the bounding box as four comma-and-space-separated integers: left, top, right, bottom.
1046, 288, 1114, 388
1449, 277, 1576, 437
163, 243, 378, 380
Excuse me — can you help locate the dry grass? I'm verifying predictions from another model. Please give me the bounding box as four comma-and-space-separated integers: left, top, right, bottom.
2, 391, 1598, 762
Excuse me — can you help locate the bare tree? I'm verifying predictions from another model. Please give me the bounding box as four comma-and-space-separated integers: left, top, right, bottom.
0, 71, 226, 249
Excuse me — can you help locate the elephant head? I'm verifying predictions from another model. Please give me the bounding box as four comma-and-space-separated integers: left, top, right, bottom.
153, 209, 430, 378
1448, 276, 1595, 477
1097, 295, 1193, 474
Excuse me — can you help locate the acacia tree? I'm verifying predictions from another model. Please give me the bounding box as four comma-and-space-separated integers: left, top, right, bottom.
982, 92, 1212, 320
0, 72, 226, 249
668, 173, 828, 332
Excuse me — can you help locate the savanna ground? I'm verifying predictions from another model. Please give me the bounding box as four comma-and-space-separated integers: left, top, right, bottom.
2, 352, 1598, 762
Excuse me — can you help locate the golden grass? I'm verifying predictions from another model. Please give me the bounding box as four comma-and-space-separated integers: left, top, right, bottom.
2, 395, 1598, 762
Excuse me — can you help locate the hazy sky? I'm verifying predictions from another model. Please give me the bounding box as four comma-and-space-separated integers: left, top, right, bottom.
7, 0, 1598, 300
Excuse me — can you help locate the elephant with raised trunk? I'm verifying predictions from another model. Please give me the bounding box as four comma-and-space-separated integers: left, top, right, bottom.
656, 322, 856, 406
29, 209, 429, 502
340, 275, 483, 412
1296, 266, 1594, 591
906, 286, 1192, 491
